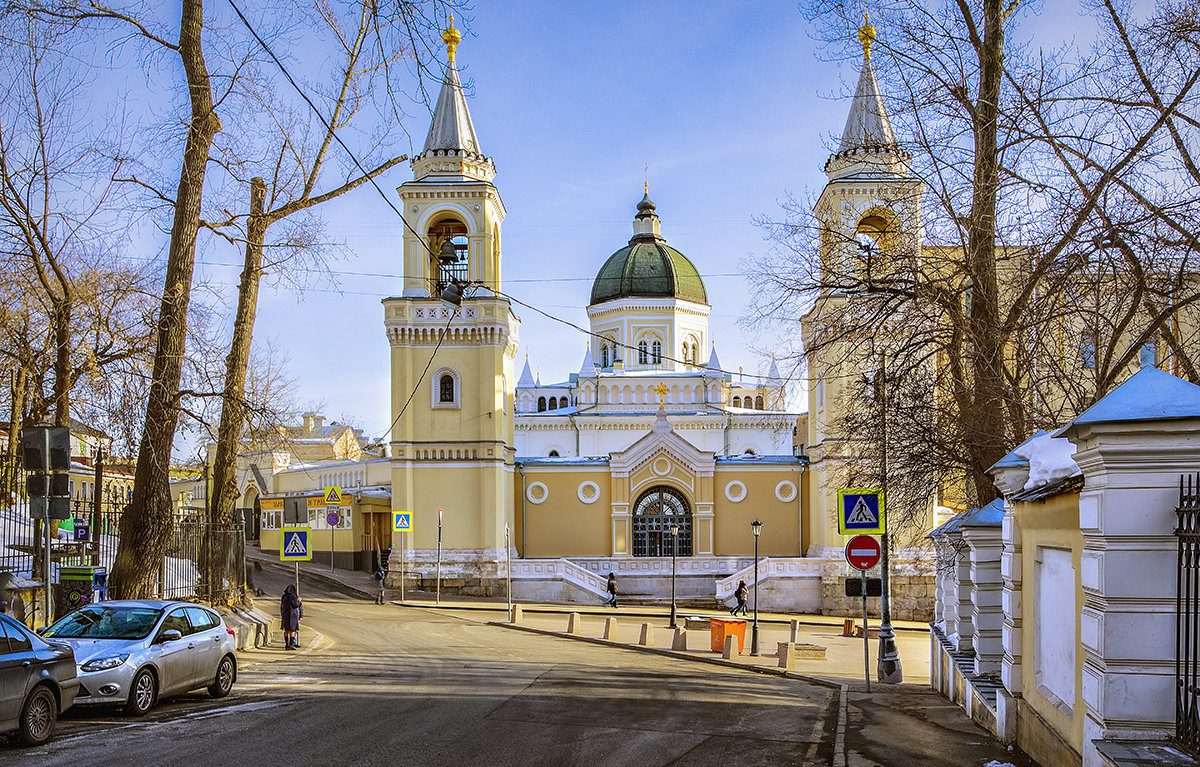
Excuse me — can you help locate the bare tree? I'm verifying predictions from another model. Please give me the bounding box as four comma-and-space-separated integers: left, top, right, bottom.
753, 1, 1200, 515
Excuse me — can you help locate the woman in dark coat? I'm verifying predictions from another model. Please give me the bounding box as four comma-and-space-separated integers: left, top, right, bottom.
605, 572, 618, 608
732, 580, 749, 616
281, 584, 302, 650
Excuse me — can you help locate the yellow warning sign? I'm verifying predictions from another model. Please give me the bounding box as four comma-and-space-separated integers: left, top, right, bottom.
324, 486, 343, 506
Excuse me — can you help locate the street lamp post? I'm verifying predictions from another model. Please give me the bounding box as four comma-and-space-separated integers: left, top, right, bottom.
876, 358, 903, 683
669, 523, 679, 629
505, 522, 512, 615
751, 518, 762, 655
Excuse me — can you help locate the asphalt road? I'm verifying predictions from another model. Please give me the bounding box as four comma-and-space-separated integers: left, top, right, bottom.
4, 568, 1035, 767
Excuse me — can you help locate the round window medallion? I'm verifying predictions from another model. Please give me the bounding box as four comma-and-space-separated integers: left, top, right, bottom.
725, 481, 747, 503
652, 457, 671, 476
775, 480, 797, 503
527, 482, 548, 504
578, 481, 600, 504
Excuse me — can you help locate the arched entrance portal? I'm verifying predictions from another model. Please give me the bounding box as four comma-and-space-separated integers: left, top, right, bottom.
632, 486, 693, 557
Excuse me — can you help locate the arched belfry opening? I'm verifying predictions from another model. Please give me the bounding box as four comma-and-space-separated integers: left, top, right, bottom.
632, 486, 693, 557
852, 210, 901, 282
429, 216, 469, 295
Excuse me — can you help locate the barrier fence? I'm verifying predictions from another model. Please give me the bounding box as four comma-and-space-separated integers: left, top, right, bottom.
0, 455, 244, 616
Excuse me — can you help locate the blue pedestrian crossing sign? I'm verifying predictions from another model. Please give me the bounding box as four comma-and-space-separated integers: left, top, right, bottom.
392, 512, 412, 533
280, 527, 312, 561
837, 489, 886, 535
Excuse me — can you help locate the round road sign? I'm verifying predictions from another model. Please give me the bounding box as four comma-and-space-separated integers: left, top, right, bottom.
326, 510, 342, 527
845, 534, 881, 571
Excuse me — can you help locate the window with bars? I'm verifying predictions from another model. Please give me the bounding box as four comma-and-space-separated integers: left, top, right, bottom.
631, 486, 693, 557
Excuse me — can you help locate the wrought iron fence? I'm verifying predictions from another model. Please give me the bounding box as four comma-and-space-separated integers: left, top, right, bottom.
1176, 472, 1200, 754
0, 455, 245, 611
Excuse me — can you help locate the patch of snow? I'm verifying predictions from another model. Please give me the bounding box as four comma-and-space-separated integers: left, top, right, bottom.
1015, 432, 1080, 491
983, 762, 1016, 767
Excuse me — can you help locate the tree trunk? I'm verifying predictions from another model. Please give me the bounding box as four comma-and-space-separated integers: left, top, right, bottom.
51, 299, 71, 428
4, 367, 27, 503
110, 0, 220, 599
211, 176, 266, 529
961, 0, 1008, 504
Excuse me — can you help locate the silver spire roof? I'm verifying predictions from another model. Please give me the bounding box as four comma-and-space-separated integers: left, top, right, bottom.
517, 357, 535, 388
837, 50, 896, 153
423, 61, 482, 156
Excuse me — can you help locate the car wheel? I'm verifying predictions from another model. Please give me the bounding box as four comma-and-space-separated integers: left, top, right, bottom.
124, 668, 157, 716
208, 655, 236, 698
15, 686, 57, 747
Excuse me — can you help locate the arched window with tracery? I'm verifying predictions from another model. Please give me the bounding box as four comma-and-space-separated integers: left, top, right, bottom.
439, 375, 454, 403
632, 486, 692, 557
652, 340, 662, 364
638, 341, 648, 365
602, 344, 610, 368
432, 367, 460, 408
691, 344, 699, 364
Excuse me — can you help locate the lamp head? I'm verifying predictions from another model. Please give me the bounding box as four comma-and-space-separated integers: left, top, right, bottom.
751, 518, 762, 537
439, 279, 463, 309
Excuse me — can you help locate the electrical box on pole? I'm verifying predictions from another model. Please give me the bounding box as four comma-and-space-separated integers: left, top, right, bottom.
21, 426, 71, 520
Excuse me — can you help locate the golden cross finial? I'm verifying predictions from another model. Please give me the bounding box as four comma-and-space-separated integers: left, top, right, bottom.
858, 11, 876, 60
443, 14, 461, 63
652, 382, 669, 407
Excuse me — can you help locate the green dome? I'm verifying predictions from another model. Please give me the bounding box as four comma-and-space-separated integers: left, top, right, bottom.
589, 240, 708, 305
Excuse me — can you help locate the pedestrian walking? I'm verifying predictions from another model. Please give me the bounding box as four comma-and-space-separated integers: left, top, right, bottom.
605, 572, 618, 608
374, 564, 388, 604
731, 580, 749, 616
281, 584, 303, 650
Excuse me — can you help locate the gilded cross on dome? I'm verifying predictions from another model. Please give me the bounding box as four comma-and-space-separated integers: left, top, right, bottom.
652, 382, 669, 407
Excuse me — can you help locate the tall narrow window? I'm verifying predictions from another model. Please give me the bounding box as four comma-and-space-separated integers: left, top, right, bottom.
638, 341, 648, 364
1080, 333, 1096, 369
755, 395, 764, 410
439, 375, 455, 402
682, 342, 689, 362
602, 344, 610, 368
1141, 342, 1157, 369
652, 340, 662, 364
691, 344, 699, 364
733, 396, 741, 407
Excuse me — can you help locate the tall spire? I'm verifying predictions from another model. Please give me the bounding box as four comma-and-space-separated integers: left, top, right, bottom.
825, 12, 910, 180
412, 15, 495, 182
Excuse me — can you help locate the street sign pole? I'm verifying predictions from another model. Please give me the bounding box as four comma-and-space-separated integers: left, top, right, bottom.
505, 523, 512, 614
400, 530, 406, 604
861, 570, 871, 693
436, 509, 443, 606
41, 429, 51, 624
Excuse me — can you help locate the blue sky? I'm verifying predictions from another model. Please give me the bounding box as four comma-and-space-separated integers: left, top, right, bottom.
204, 1, 1093, 443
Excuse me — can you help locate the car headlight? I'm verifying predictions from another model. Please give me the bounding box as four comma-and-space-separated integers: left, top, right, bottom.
81, 654, 130, 672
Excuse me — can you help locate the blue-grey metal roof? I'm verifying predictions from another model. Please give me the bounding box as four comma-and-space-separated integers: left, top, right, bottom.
1070, 367, 1200, 426
989, 429, 1047, 472
960, 498, 1005, 528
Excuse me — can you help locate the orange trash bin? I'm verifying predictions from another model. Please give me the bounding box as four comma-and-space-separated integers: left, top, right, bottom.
709, 618, 748, 653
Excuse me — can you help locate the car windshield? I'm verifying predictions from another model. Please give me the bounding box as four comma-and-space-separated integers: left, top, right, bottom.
44, 606, 162, 640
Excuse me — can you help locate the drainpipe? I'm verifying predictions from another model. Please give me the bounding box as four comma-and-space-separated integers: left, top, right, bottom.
518, 464, 527, 558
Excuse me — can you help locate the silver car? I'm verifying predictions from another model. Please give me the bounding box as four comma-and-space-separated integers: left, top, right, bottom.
42, 600, 236, 715
0, 611, 78, 746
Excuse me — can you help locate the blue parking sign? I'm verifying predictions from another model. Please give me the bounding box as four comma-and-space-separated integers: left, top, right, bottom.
837, 489, 885, 535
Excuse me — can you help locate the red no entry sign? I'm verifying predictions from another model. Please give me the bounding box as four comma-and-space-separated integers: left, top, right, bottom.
845, 535, 881, 570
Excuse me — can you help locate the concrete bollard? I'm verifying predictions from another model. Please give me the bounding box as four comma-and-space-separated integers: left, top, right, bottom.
722, 633, 739, 659
671, 627, 688, 651
509, 604, 523, 624
567, 612, 582, 635
603, 617, 618, 640
789, 619, 801, 644
639, 623, 654, 646
777, 641, 796, 669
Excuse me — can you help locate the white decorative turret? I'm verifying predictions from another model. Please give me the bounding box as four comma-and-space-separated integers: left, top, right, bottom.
517, 356, 535, 388
579, 344, 597, 376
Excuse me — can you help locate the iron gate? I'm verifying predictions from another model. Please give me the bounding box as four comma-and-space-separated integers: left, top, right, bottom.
1176, 472, 1200, 754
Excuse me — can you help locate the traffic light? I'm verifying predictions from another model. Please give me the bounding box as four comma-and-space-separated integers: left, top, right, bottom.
20, 426, 72, 519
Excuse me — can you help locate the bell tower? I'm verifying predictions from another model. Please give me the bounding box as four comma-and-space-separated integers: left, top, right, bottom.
383, 18, 518, 594
802, 14, 925, 556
